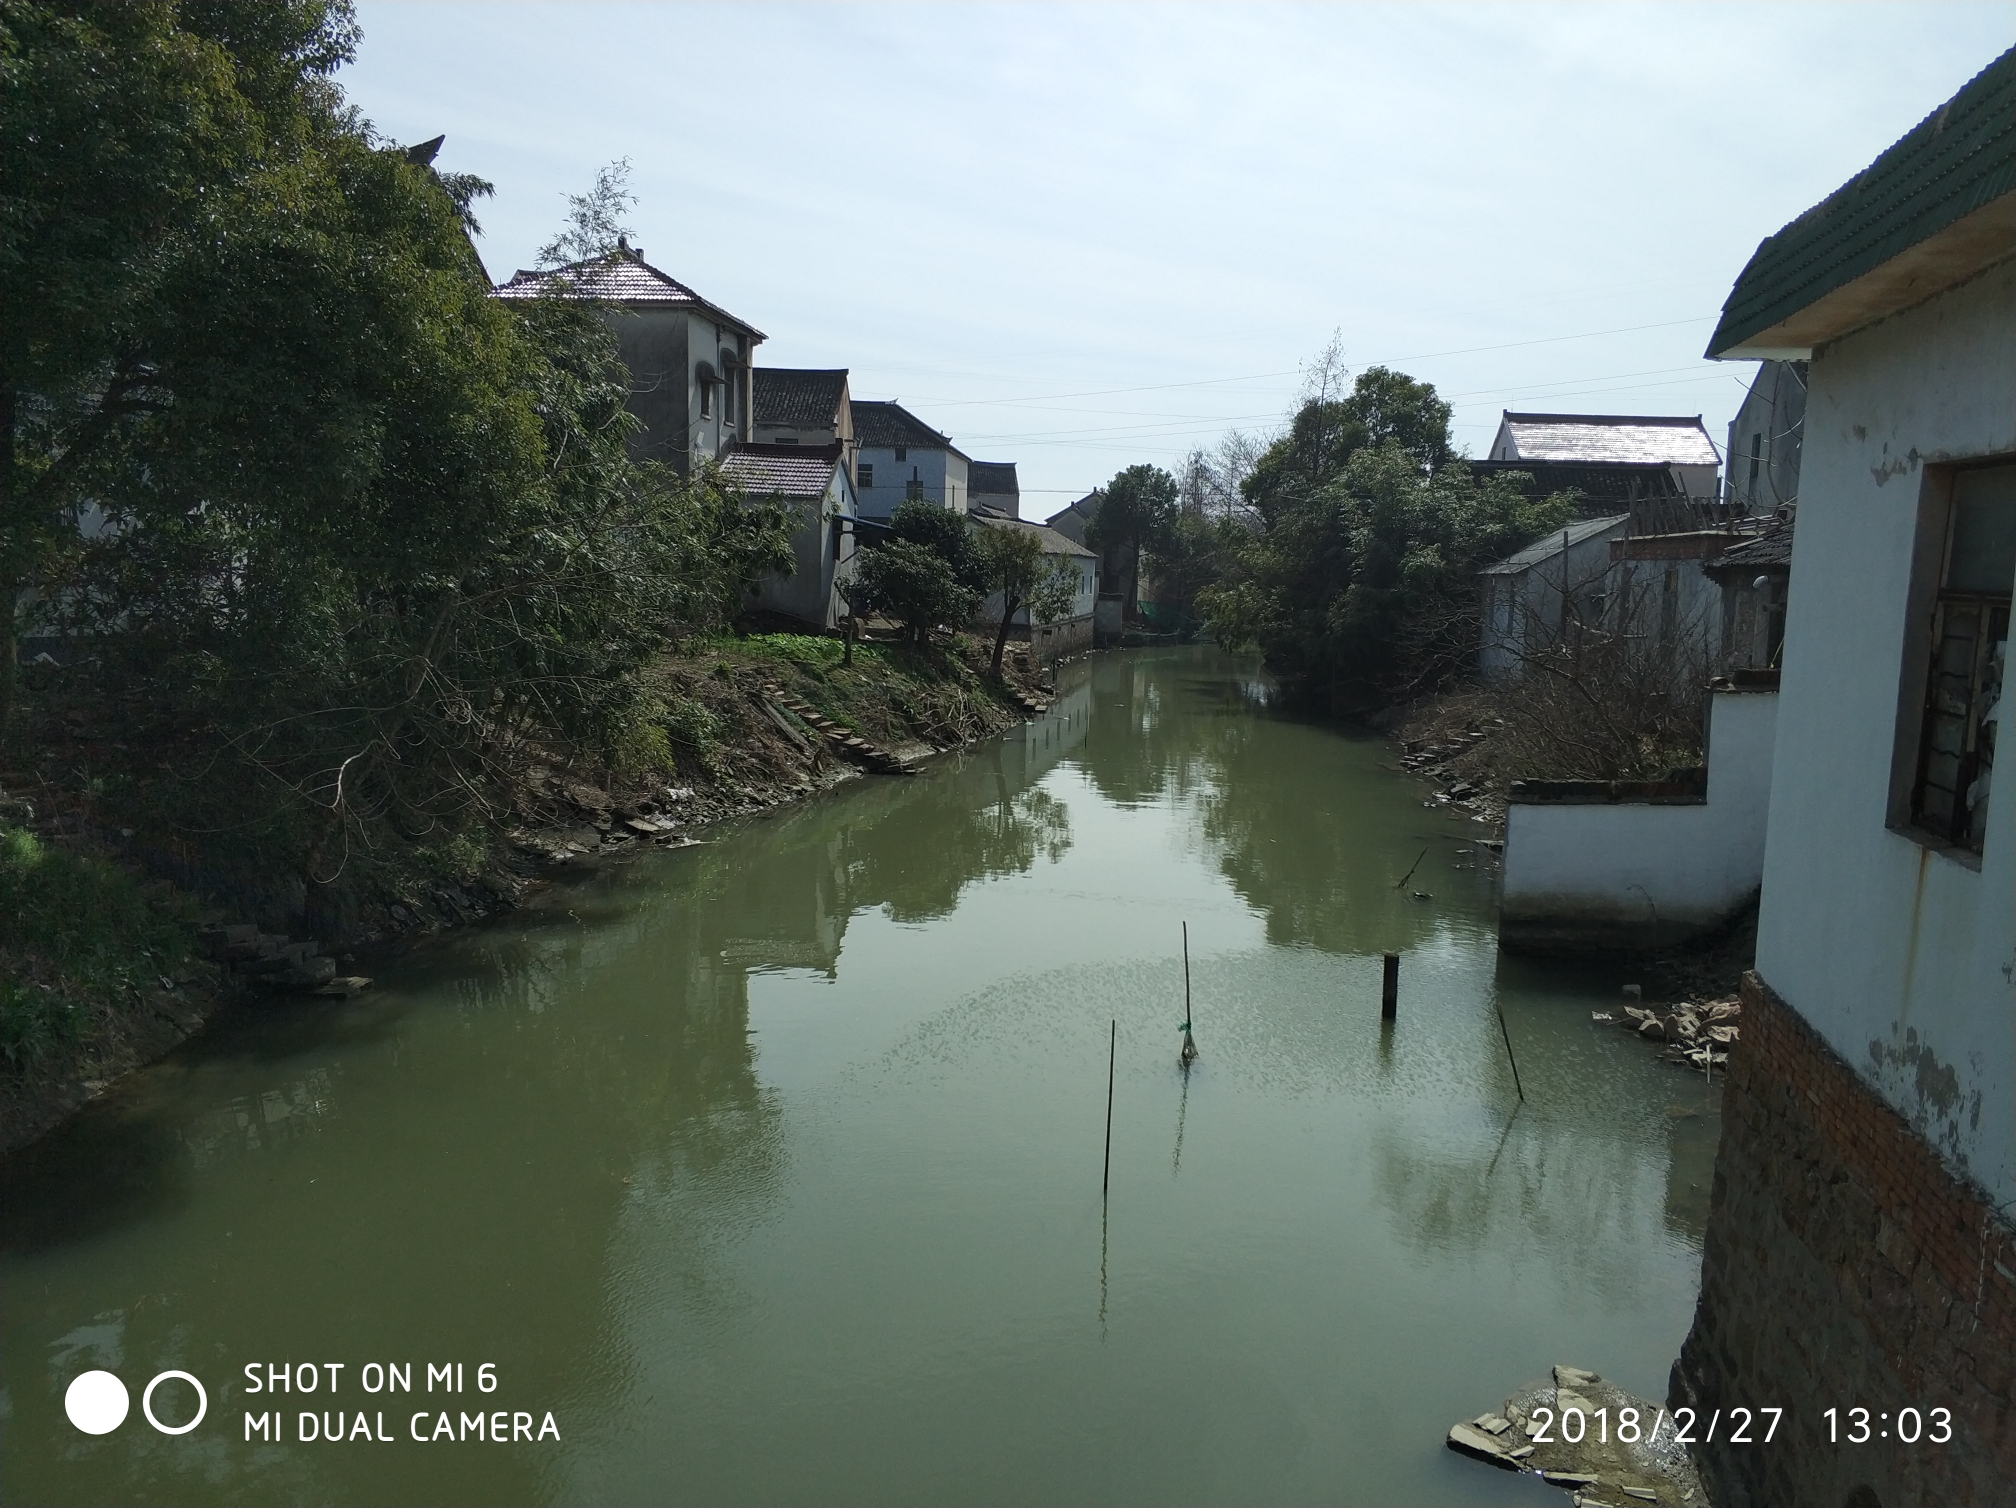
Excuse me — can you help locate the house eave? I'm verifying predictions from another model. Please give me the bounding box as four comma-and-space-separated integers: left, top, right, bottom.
1708, 193, 2016, 360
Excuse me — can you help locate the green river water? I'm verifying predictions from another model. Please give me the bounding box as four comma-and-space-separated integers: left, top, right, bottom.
0, 648, 1720, 1506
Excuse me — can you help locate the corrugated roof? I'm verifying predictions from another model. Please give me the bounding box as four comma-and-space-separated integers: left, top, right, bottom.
1499, 413, 1719, 467
970, 461, 1020, 496
754, 368, 848, 428
1708, 48, 2015, 357
492, 249, 765, 338
720, 443, 843, 501
1479, 514, 1631, 575
972, 514, 1095, 558
852, 400, 957, 452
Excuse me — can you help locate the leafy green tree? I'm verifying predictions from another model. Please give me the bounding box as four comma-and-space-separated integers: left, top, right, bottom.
535, 157, 635, 267
1204, 443, 1571, 706
6, 3, 791, 925
853, 540, 976, 643
1241, 365, 1454, 524
1086, 464, 1178, 614
1141, 510, 1239, 627
0, 0, 363, 741
972, 525, 1080, 676
888, 498, 987, 592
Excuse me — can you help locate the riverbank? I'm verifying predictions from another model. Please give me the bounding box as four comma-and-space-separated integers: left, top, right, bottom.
0, 630, 1054, 1155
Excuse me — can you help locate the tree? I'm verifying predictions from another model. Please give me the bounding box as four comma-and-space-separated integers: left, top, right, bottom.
1086, 464, 1178, 616
0, 0, 362, 742
888, 498, 987, 593
852, 539, 976, 644
1241, 365, 1453, 525
972, 525, 1079, 676
1141, 510, 1238, 627
6, 8, 792, 926
1203, 442, 1572, 707
535, 157, 635, 267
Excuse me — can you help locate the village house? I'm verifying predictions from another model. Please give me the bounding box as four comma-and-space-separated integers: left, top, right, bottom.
852, 400, 969, 519
968, 461, 1022, 520
1724, 359, 1807, 513
492, 242, 760, 473
1668, 48, 2015, 1508
1045, 489, 1135, 641
969, 515, 1098, 663
1478, 410, 1724, 533
751, 368, 856, 481
1476, 514, 1632, 679
718, 442, 858, 631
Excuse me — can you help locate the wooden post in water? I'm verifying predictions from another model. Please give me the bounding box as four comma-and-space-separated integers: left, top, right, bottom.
1381, 953, 1400, 1022
1496, 1005, 1526, 1102
1102, 1018, 1117, 1198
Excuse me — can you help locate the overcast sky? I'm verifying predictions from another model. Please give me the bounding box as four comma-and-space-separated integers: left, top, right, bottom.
343, 3, 2010, 509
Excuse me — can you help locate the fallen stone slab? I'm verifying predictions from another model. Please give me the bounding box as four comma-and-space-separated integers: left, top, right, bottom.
1446, 1363, 1705, 1505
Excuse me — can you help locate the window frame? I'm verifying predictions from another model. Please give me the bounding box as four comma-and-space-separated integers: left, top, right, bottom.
1888, 456, 2014, 865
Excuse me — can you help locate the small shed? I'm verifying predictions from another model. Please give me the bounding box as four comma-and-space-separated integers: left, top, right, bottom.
1478, 515, 1631, 678
720, 442, 857, 630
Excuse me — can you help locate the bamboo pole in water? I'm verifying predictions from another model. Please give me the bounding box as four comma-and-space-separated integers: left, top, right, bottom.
1102, 1019, 1116, 1198
1496, 1005, 1526, 1102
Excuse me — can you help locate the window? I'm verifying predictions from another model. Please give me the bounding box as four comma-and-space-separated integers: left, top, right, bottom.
905, 470, 924, 502
695, 361, 716, 420
1908, 464, 2012, 853
721, 351, 739, 425
894, 445, 907, 462
858, 463, 873, 489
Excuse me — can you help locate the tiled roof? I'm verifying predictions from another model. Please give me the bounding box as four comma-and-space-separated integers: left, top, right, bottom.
969, 461, 1020, 496
1480, 514, 1631, 575
491, 249, 765, 338
852, 400, 957, 452
1499, 413, 1720, 467
1709, 48, 2015, 357
1044, 490, 1101, 529
754, 368, 848, 428
1707, 518, 1795, 572
972, 514, 1096, 558
720, 443, 843, 501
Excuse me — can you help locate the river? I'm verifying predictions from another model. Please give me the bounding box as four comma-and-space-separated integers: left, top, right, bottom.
0, 648, 1719, 1506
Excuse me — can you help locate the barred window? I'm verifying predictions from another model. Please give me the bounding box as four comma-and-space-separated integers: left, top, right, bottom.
1909, 464, 2012, 852
858, 463, 873, 489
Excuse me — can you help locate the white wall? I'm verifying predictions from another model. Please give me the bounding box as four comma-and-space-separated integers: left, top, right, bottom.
752, 466, 856, 630
854, 446, 967, 519
1500, 688, 1777, 945
1754, 261, 2015, 1207
1478, 518, 1629, 678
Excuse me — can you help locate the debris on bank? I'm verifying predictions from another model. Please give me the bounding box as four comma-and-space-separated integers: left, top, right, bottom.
1447, 1365, 1705, 1506
1398, 724, 1504, 824
1590, 996, 1740, 1074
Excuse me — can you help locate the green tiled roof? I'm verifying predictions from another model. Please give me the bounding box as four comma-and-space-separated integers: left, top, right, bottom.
1707, 47, 2014, 357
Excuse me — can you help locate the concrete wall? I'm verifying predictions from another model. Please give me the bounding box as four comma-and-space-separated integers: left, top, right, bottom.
752, 467, 856, 631
1499, 687, 1777, 951
1755, 260, 2015, 1206
855, 446, 968, 520
1725, 359, 1807, 512
608, 310, 756, 474
1478, 517, 1629, 678
1674, 973, 2016, 1508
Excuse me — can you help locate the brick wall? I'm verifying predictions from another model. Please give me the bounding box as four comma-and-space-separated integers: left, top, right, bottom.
1672, 971, 2015, 1507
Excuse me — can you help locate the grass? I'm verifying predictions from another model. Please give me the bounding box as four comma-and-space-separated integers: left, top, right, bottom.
0, 826, 200, 1072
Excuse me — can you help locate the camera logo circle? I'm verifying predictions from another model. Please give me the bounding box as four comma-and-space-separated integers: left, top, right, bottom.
64, 1370, 207, 1435
64, 1371, 128, 1435
143, 1371, 207, 1435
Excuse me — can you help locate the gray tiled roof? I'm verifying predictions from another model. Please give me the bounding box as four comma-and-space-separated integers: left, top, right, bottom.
969, 461, 1020, 496
1479, 514, 1631, 575
1044, 490, 1102, 529
1708, 519, 1795, 572
720, 443, 843, 501
972, 514, 1095, 558
1709, 48, 2014, 357
852, 400, 956, 451
492, 250, 765, 338
1499, 413, 1719, 467
754, 368, 848, 428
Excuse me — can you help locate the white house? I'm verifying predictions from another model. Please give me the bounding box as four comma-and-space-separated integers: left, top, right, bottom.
1724, 359, 1806, 514
493, 243, 761, 473
851, 401, 969, 520
969, 515, 1098, 663
719, 442, 858, 631
1476, 514, 1630, 678
1671, 48, 2015, 1508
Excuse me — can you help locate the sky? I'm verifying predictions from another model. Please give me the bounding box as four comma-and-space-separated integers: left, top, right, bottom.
342, 3, 2012, 512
